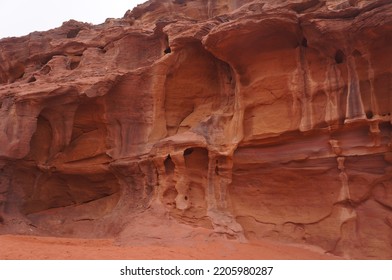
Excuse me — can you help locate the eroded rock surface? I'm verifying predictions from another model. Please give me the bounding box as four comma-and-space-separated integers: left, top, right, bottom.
0, 0, 391, 259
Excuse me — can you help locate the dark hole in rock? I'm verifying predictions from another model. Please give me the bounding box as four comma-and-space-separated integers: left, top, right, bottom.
335, 49, 345, 64
366, 110, 374, 119
40, 55, 53, 66
69, 61, 80, 70
67, 29, 80, 38
98, 46, 107, 54
164, 155, 175, 174
301, 38, 308, 47
164, 47, 171, 54
184, 196, 188, 201
174, 0, 186, 4
183, 148, 194, 156
27, 76, 36, 83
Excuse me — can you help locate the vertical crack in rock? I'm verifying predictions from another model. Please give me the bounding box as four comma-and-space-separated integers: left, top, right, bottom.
297, 34, 313, 131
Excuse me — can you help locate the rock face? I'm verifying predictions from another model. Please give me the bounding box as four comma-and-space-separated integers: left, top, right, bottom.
0, 0, 391, 259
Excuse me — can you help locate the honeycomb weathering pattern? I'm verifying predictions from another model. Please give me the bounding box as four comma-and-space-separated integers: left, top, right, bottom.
0, 0, 392, 259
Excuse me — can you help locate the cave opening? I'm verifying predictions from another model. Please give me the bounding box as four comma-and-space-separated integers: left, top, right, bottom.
164, 47, 171, 54
27, 113, 52, 162
164, 42, 221, 135
184, 147, 209, 170
183, 148, 194, 156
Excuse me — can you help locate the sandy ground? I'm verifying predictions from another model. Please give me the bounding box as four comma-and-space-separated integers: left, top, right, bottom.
0, 234, 341, 260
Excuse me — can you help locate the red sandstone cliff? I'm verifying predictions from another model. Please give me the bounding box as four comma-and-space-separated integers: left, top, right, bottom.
0, 0, 391, 259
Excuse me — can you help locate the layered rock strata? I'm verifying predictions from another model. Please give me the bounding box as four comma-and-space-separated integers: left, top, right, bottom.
0, 0, 391, 259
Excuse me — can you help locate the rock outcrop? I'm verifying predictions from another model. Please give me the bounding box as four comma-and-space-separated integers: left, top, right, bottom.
0, 0, 391, 259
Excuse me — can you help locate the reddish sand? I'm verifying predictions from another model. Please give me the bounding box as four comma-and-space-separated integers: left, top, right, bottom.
0, 234, 341, 260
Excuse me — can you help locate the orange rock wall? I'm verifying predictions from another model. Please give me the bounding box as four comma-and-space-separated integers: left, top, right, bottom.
0, 0, 391, 259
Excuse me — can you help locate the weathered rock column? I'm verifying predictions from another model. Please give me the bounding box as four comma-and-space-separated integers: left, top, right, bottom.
171, 152, 191, 210
206, 151, 245, 240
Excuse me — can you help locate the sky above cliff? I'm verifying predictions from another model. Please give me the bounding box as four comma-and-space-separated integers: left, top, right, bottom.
0, 0, 146, 39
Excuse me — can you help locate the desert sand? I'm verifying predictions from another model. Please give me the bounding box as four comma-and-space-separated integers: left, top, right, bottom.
0, 234, 340, 260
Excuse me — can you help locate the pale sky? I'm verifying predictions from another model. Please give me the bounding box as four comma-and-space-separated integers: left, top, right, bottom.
0, 0, 146, 39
